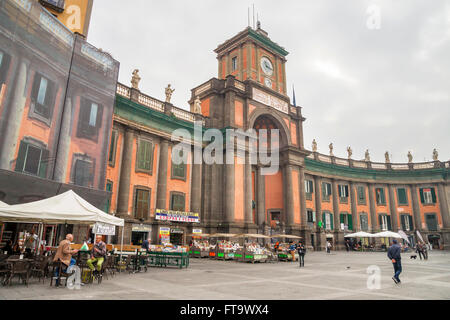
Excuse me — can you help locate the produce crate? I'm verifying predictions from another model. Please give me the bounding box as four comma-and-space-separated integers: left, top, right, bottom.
147, 252, 189, 269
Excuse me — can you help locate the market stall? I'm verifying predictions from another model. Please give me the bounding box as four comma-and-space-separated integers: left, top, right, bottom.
208, 233, 239, 260
234, 234, 272, 263
344, 231, 375, 251
271, 234, 302, 261
187, 233, 211, 258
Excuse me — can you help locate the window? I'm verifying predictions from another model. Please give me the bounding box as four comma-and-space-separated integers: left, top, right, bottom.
425, 214, 438, 231
136, 139, 154, 172
420, 188, 436, 204
357, 186, 366, 204
375, 188, 386, 205
322, 182, 331, 201
0, 50, 11, 85
305, 180, 313, 200
378, 214, 391, 231
39, 0, 66, 12
73, 159, 92, 187
108, 130, 118, 166
31, 72, 55, 121
397, 188, 408, 205
338, 184, 349, 203
307, 210, 315, 223
340, 213, 353, 231
15, 140, 49, 178
322, 212, 333, 230
231, 56, 237, 71
359, 213, 369, 231
76, 98, 103, 141
171, 149, 186, 180
134, 188, 150, 220
170, 193, 185, 212
105, 181, 113, 213
400, 214, 413, 231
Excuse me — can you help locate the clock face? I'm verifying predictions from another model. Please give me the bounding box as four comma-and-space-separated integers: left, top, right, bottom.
264, 77, 272, 88
260, 57, 274, 76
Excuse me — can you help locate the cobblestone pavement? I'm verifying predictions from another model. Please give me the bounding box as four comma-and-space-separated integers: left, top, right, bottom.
1, 251, 449, 300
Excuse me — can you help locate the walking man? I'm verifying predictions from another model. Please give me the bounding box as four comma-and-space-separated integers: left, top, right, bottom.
326, 241, 331, 254
416, 242, 424, 260
297, 241, 306, 267
387, 239, 402, 284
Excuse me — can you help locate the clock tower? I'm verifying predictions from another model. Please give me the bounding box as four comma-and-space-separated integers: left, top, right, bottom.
214, 24, 289, 96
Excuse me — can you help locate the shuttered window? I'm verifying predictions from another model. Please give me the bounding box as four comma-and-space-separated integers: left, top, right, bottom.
136, 139, 153, 172
400, 214, 413, 231
378, 214, 391, 231
322, 182, 331, 201
420, 188, 436, 204
105, 181, 113, 213
339, 184, 349, 203
376, 188, 386, 205
322, 212, 333, 230
357, 186, 366, 204
425, 214, 438, 231
171, 149, 186, 179
15, 140, 49, 178
340, 213, 353, 231
360, 213, 369, 231
170, 193, 185, 212
134, 189, 150, 220
31, 72, 55, 120
305, 180, 313, 200
73, 159, 92, 187
76, 98, 103, 141
397, 188, 408, 205
108, 130, 118, 165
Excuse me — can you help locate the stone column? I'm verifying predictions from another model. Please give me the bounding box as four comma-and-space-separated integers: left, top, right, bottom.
299, 168, 308, 228
190, 161, 202, 215
283, 164, 294, 227
368, 184, 378, 232
53, 97, 72, 182
244, 152, 253, 224
332, 180, 340, 231
257, 166, 266, 227
313, 176, 322, 230
224, 163, 235, 223
349, 182, 358, 231
388, 185, 399, 231
0, 60, 28, 170
116, 128, 134, 215
437, 183, 450, 229
410, 184, 423, 231
156, 139, 169, 209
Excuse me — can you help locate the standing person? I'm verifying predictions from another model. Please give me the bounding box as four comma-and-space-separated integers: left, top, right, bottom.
297, 242, 306, 267
416, 242, 424, 260
423, 243, 428, 260
345, 239, 350, 252
326, 241, 331, 254
53, 234, 81, 289
387, 239, 402, 284
24, 230, 38, 256
141, 238, 150, 252
289, 241, 296, 262
87, 235, 107, 276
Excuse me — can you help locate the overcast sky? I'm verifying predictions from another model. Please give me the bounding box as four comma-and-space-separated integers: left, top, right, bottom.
88, 0, 449, 163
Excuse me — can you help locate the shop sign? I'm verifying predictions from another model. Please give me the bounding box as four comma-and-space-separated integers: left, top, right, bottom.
159, 227, 170, 235
171, 228, 184, 234
132, 224, 152, 232
93, 222, 115, 235
192, 228, 202, 234
155, 209, 200, 223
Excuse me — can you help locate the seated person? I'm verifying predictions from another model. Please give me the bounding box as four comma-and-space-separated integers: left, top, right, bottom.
54, 233, 80, 289
87, 235, 106, 275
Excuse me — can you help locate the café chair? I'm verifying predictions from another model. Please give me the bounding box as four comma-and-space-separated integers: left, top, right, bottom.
50, 260, 72, 287
7, 260, 30, 286
31, 256, 49, 283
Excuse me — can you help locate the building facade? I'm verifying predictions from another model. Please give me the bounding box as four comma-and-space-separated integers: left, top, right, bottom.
0, 0, 119, 246
107, 26, 450, 249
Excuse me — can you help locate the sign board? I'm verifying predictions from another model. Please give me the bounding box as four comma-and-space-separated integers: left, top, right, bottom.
252, 87, 289, 114
159, 227, 170, 245
192, 228, 202, 234
159, 227, 170, 235
171, 228, 184, 234
132, 224, 152, 232
397, 208, 404, 212
155, 209, 200, 223
92, 222, 115, 236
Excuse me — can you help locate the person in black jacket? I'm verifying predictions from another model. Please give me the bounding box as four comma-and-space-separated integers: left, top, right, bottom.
387, 239, 402, 284
297, 241, 306, 267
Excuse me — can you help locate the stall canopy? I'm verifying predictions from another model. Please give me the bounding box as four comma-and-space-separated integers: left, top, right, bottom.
344, 232, 375, 238
209, 233, 237, 238
373, 231, 402, 238
271, 234, 302, 239
0, 190, 124, 226
0, 201, 9, 208
235, 233, 270, 239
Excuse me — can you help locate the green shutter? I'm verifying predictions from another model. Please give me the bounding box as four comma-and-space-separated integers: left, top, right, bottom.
378, 215, 382, 229
400, 215, 405, 230
38, 149, 49, 178
419, 188, 424, 203
15, 141, 27, 172
387, 216, 392, 230
431, 188, 436, 203
322, 212, 326, 229
397, 188, 407, 204
340, 213, 344, 224
108, 131, 116, 163
330, 213, 334, 230
408, 215, 414, 230
381, 189, 386, 204
348, 214, 353, 231
322, 183, 326, 197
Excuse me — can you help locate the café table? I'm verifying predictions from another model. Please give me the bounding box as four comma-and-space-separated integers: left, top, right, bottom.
2, 258, 33, 286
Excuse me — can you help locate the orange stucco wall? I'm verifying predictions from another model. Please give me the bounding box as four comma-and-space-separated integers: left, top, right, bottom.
290, 122, 297, 146
417, 186, 442, 228
201, 97, 210, 118
166, 146, 191, 212
355, 186, 371, 229
249, 104, 256, 116
265, 171, 283, 218
234, 159, 244, 222
292, 170, 300, 224
234, 100, 244, 128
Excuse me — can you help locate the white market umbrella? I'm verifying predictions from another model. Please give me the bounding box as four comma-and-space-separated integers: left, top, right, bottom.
0, 200, 9, 207
397, 230, 410, 244
209, 233, 238, 238
270, 234, 302, 239
235, 233, 270, 239
344, 231, 375, 238
373, 231, 402, 238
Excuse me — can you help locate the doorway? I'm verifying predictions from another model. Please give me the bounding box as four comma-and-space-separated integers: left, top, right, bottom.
131, 231, 148, 246
170, 228, 184, 245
